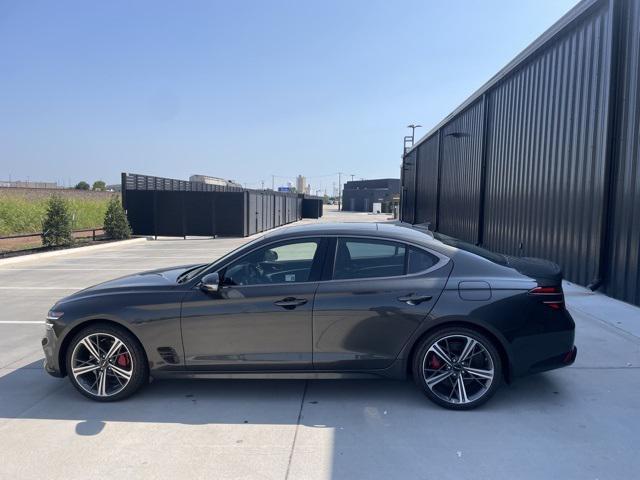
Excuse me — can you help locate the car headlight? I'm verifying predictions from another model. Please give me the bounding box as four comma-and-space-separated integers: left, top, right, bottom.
46, 310, 64, 329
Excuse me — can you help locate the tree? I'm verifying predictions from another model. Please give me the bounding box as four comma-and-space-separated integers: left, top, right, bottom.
75, 181, 90, 190
92, 180, 106, 191
42, 195, 73, 247
103, 196, 131, 240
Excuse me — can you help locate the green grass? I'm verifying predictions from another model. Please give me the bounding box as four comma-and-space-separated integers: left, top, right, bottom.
0, 196, 110, 236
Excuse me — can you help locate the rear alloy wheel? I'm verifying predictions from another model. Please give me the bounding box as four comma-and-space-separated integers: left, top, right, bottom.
66, 324, 148, 401
413, 327, 502, 410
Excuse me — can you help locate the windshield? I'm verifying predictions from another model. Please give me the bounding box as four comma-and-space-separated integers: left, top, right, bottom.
176, 264, 208, 284
179, 235, 267, 283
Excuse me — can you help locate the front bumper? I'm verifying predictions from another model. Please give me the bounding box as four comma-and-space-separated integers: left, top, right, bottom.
42, 327, 64, 377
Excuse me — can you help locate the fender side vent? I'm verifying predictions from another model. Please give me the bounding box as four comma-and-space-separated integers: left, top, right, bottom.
157, 347, 180, 364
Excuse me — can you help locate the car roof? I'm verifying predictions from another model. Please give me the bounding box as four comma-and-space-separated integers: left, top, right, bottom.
263, 222, 446, 250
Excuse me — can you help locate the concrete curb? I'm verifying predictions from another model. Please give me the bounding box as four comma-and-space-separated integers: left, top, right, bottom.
0, 237, 149, 266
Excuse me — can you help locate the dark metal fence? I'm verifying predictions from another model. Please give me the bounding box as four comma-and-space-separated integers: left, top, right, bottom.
122, 173, 322, 238
401, 0, 640, 306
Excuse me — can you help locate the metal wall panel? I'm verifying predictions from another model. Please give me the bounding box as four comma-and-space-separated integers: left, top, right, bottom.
124, 190, 155, 235
122, 173, 318, 237
438, 99, 485, 243
606, 0, 640, 304
400, 0, 640, 305
401, 149, 417, 222
212, 192, 247, 237
184, 192, 215, 236
155, 192, 186, 236
415, 134, 440, 226
483, 3, 611, 286
301, 198, 323, 218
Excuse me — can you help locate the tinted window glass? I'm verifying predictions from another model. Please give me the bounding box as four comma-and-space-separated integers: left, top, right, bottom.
223, 239, 319, 286
334, 238, 405, 280
407, 247, 439, 273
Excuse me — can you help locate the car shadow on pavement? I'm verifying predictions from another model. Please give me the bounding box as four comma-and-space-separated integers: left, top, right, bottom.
1, 359, 567, 432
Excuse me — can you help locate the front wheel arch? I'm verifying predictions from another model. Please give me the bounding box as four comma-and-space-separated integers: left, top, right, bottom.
58, 319, 148, 377
406, 320, 512, 383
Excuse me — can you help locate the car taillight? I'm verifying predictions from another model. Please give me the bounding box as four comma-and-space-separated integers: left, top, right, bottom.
528, 286, 561, 294
529, 286, 565, 310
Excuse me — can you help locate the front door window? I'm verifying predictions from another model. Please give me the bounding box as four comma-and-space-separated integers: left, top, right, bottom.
222, 239, 320, 286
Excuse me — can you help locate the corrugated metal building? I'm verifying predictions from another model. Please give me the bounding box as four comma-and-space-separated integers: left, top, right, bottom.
401, 0, 640, 306
342, 178, 400, 212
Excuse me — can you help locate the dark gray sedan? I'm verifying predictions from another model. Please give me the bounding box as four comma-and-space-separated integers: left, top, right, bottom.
42, 222, 576, 409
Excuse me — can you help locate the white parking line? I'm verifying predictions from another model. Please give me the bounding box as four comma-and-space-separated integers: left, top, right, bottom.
0, 321, 44, 324
60, 256, 211, 260
116, 248, 218, 252
0, 287, 82, 290
0, 268, 142, 271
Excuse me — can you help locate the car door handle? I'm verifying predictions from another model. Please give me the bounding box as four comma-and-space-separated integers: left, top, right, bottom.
397, 294, 433, 306
274, 297, 308, 309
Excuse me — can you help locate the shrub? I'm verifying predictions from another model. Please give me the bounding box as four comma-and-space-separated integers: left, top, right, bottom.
41, 195, 73, 247
104, 196, 131, 240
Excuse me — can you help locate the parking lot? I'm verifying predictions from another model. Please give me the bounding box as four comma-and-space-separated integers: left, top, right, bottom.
0, 206, 638, 480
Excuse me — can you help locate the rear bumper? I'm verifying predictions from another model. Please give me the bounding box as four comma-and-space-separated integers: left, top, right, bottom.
509, 307, 577, 379
526, 344, 577, 375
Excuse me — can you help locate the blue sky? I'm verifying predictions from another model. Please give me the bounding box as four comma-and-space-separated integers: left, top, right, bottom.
0, 0, 578, 193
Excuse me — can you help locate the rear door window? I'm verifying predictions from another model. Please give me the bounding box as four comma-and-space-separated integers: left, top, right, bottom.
334, 238, 405, 280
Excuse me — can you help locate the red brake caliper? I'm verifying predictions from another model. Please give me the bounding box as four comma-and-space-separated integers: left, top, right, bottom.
429, 354, 441, 370
116, 353, 129, 368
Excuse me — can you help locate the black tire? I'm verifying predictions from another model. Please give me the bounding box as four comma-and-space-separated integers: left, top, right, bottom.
65, 323, 148, 402
412, 327, 502, 410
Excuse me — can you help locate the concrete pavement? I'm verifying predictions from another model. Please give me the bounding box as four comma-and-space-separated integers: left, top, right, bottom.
0, 206, 638, 479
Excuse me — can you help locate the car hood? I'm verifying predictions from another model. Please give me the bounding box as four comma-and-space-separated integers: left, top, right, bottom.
60, 264, 204, 302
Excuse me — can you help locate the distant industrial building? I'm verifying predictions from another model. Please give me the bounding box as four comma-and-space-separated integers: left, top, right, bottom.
295, 175, 310, 195
189, 174, 242, 189
0, 180, 60, 189
342, 178, 400, 213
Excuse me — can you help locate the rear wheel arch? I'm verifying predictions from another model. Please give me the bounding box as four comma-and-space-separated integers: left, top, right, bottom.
406, 320, 512, 383
58, 319, 148, 377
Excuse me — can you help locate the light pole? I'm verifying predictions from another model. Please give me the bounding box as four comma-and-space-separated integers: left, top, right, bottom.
407, 124, 422, 145
337, 172, 345, 211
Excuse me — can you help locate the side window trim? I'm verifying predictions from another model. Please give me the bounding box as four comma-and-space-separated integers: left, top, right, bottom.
322, 237, 337, 282
308, 237, 330, 282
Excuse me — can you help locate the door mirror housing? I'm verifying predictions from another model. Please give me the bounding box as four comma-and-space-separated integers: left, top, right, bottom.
200, 272, 220, 293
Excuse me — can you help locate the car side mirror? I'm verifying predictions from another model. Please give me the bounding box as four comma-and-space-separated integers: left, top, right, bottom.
200, 272, 220, 293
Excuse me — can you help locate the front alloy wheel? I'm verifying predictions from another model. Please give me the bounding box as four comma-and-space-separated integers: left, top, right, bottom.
66, 324, 147, 401
413, 327, 502, 410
